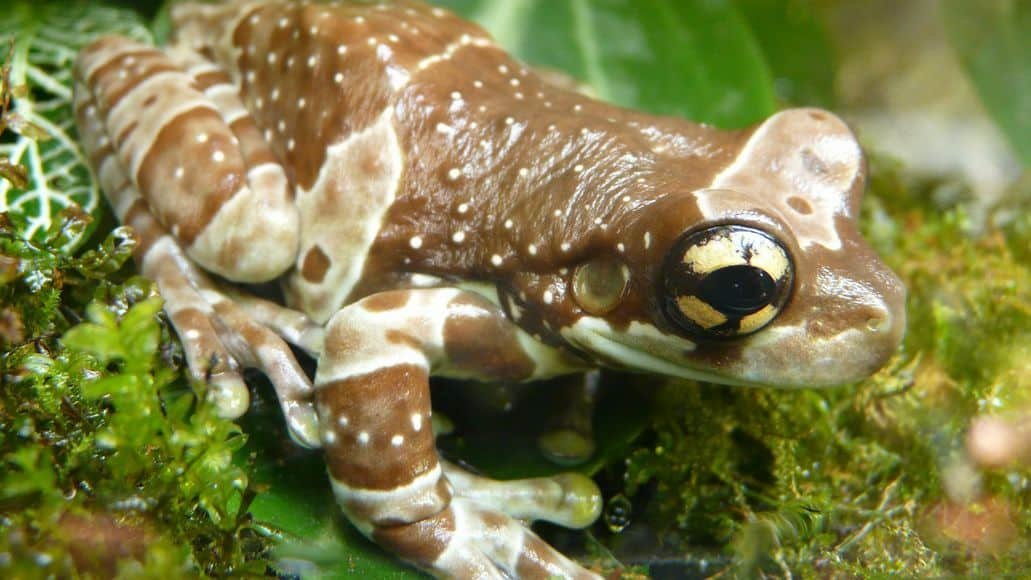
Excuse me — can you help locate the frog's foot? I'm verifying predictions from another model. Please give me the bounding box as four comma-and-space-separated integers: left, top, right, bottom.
316, 288, 599, 577
74, 37, 319, 447
538, 373, 600, 466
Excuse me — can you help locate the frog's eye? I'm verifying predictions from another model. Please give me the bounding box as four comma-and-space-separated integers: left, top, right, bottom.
662, 225, 793, 339
572, 255, 630, 315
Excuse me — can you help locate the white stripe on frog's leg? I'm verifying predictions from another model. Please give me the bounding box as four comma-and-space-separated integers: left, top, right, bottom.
434, 499, 600, 579
74, 36, 298, 284
286, 108, 404, 324
314, 288, 599, 577
75, 79, 250, 418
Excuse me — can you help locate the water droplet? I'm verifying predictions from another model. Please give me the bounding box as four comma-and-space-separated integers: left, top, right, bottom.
604, 494, 632, 533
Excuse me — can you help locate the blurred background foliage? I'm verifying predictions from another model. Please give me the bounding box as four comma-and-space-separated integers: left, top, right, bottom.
0, 0, 1027, 577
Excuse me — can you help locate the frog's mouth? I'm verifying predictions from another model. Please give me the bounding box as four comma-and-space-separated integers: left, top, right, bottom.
560, 316, 757, 388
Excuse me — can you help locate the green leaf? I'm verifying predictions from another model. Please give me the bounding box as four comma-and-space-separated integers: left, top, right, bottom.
0, 2, 152, 249
942, 0, 1031, 166
434, 0, 777, 127
734, 0, 836, 107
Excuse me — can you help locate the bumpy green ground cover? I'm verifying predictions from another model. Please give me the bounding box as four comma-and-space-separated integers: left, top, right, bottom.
1, 0, 1027, 577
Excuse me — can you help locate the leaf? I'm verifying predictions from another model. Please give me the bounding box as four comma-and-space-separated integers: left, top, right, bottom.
942, 0, 1031, 166
734, 0, 836, 107
0, 2, 152, 249
434, 0, 776, 127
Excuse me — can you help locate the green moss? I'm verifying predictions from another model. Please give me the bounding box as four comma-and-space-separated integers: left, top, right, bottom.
0, 215, 274, 576
615, 159, 1030, 576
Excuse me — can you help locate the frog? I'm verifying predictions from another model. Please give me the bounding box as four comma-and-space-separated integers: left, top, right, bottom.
72, 0, 906, 577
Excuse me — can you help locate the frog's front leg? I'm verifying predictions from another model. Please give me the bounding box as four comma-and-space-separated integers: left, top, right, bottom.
316, 288, 601, 578
73, 36, 318, 446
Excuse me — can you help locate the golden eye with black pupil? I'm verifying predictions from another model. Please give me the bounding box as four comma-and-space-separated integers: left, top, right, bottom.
662, 225, 793, 339
572, 255, 630, 315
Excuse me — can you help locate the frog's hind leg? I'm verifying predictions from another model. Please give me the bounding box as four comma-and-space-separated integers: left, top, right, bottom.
316, 288, 600, 578
73, 37, 318, 446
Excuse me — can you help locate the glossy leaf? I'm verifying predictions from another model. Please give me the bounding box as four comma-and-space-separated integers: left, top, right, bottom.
734, 0, 836, 107
434, 0, 777, 127
942, 0, 1031, 165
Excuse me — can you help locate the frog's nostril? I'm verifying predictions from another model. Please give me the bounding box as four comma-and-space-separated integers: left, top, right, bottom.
866, 313, 886, 332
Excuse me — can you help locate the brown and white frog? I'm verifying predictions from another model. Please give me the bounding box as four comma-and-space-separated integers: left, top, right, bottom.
72, 0, 905, 577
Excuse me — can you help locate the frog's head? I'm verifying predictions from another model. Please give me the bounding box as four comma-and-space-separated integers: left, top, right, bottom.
561, 109, 905, 387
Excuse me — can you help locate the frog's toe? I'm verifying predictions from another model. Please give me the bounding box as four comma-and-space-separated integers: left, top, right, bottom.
206, 370, 250, 419
443, 461, 602, 529
538, 427, 597, 466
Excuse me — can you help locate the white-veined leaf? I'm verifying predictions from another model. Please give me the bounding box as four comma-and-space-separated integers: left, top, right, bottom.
0, 2, 151, 249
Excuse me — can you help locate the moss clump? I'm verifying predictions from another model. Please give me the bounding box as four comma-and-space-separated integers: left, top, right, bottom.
613, 158, 1030, 576
0, 214, 274, 576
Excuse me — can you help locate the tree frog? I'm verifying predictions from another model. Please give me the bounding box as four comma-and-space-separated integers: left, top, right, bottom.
72, 0, 905, 577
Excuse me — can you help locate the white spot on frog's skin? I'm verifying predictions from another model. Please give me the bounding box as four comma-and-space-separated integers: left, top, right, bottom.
505, 117, 515, 126
391, 434, 404, 447
553, 209, 562, 217
574, 104, 583, 113
334, 72, 344, 84
574, 164, 584, 172
323, 430, 338, 445
411, 413, 423, 431
338, 415, 349, 428
267, 52, 277, 65
519, 168, 530, 178
264, 128, 273, 141
447, 168, 462, 180
357, 431, 370, 445
644, 232, 652, 249
337, 44, 347, 55
196, 133, 209, 143
457, 203, 469, 214
277, 17, 289, 28
491, 254, 503, 266
308, 55, 318, 68
450, 91, 462, 100
617, 243, 626, 252
388, 34, 400, 43
354, 16, 366, 24
543, 290, 554, 304
504, 219, 513, 229
174, 166, 185, 179
498, 64, 509, 74
270, 87, 280, 101
452, 231, 466, 243
510, 78, 520, 87
594, 217, 603, 225
212, 150, 225, 163
436, 122, 455, 135
473, 80, 484, 88
287, 139, 296, 151
560, 242, 571, 252
409, 236, 423, 249
527, 244, 538, 256
622, 195, 632, 203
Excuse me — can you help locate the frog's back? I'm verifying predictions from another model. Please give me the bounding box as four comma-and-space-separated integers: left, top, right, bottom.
173, 0, 509, 191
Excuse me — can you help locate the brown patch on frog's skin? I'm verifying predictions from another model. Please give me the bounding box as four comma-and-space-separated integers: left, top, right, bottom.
300, 244, 331, 283
443, 293, 536, 381
361, 290, 411, 312
372, 508, 455, 568
317, 363, 439, 490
